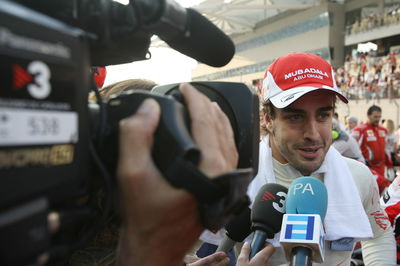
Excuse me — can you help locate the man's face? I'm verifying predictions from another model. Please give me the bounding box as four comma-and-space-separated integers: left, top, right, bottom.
265, 90, 335, 175
347, 119, 357, 130
368, 111, 381, 126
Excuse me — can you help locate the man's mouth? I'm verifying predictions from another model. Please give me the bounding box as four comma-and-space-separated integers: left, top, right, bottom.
298, 146, 322, 159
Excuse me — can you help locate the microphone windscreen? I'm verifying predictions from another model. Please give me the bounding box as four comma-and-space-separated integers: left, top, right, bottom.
251, 183, 288, 236
164, 8, 235, 67
225, 207, 252, 242
286, 177, 328, 221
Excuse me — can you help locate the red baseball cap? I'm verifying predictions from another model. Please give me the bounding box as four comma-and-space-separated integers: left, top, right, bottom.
262, 53, 348, 108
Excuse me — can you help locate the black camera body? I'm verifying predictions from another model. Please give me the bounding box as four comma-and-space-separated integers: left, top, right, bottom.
0, 1, 259, 265
94, 82, 259, 229
0, 2, 97, 264
0, 0, 91, 210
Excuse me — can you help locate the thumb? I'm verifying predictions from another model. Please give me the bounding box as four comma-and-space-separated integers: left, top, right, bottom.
117, 98, 160, 178
237, 242, 251, 263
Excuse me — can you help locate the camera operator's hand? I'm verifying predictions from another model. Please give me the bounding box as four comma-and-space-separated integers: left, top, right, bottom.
180, 82, 238, 177
116, 83, 238, 266
185, 252, 230, 266
236, 242, 275, 266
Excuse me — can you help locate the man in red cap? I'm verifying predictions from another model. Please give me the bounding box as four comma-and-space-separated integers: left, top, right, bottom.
248, 52, 395, 265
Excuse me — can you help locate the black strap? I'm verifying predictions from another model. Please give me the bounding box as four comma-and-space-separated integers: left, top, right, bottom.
166, 157, 252, 230
166, 157, 223, 203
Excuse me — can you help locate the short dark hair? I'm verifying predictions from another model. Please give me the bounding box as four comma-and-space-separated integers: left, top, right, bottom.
260, 100, 275, 136
367, 105, 381, 115
89, 79, 158, 102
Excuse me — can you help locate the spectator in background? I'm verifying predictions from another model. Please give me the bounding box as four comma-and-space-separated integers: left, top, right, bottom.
332, 118, 365, 163
385, 119, 398, 158
396, 126, 400, 150
335, 48, 400, 100
352, 105, 391, 177
384, 119, 399, 180
252, 78, 264, 104
346, 116, 359, 135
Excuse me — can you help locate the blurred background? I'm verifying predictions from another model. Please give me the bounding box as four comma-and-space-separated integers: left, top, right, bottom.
107, 0, 400, 127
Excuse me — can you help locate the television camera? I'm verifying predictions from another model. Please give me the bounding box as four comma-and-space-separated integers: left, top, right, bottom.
0, 0, 259, 265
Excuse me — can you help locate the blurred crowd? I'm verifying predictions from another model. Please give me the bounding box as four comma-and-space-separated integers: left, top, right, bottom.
346, 4, 400, 35
335, 51, 400, 100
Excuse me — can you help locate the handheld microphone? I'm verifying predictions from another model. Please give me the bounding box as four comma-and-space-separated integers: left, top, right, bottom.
249, 183, 288, 259
216, 207, 252, 253
138, 0, 235, 67
279, 177, 328, 265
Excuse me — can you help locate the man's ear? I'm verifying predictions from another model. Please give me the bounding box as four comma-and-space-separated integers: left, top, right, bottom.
264, 113, 273, 133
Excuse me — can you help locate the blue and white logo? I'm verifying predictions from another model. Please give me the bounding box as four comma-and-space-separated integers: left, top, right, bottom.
280, 214, 325, 263
284, 215, 315, 240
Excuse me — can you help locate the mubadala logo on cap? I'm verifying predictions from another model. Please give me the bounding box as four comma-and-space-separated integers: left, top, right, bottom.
284, 68, 329, 79
281, 91, 305, 102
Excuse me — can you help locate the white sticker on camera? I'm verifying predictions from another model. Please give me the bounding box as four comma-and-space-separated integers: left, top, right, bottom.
0, 108, 78, 146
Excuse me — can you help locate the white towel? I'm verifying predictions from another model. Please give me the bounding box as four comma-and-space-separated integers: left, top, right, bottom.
247, 135, 373, 243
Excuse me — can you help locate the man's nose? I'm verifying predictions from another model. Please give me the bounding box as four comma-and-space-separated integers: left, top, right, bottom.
303, 118, 319, 140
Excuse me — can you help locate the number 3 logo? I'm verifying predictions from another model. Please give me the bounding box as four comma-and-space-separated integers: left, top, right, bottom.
27, 61, 51, 99
272, 191, 287, 213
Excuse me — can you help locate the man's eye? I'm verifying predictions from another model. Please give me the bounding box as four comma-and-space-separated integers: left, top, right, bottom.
319, 113, 330, 120
289, 115, 302, 121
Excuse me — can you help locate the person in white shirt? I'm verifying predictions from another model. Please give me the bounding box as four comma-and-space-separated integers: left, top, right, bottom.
384, 119, 398, 180
331, 118, 365, 163
384, 120, 399, 160
345, 116, 358, 135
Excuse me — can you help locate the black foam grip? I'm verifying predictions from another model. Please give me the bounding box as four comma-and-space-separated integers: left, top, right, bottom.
225, 207, 252, 242
164, 8, 235, 67
251, 183, 288, 236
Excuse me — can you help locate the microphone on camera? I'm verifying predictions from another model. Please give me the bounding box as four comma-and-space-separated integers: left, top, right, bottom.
249, 183, 288, 259
137, 0, 235, 67
216, 207, 252, 253
279, 177, 328, 265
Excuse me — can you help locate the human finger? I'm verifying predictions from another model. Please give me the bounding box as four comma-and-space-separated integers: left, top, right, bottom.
179, 83, 237, 177
184, 254, 200, 264
250, 243, 275, 265
188, 252, 230, 266
237, 242, 251, 264
211, 102, 238, 168
117, 98, 161, 182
